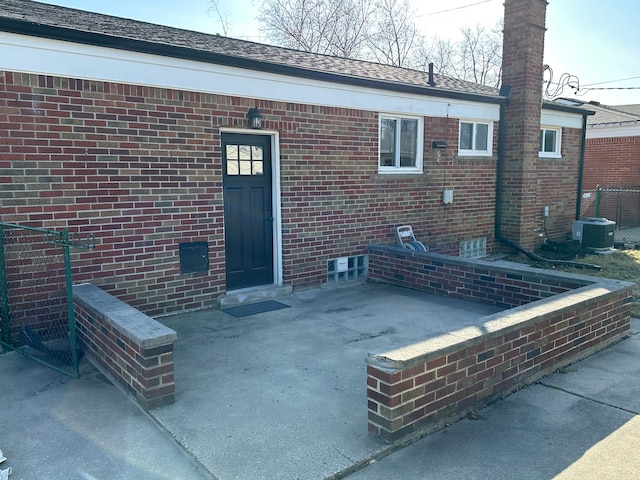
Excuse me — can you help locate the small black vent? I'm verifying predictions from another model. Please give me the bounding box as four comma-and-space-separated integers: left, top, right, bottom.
179, 241, 209, 274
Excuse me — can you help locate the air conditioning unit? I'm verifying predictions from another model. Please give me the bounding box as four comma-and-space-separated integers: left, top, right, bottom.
572, 218, 615, 250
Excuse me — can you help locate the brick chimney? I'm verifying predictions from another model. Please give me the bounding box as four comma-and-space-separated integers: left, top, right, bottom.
499, 0, 548, 250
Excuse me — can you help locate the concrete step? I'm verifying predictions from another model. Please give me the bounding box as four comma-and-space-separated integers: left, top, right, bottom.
217, 284, 293, 308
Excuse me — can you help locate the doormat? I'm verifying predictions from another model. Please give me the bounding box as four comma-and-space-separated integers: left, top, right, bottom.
222, 300, 290, 318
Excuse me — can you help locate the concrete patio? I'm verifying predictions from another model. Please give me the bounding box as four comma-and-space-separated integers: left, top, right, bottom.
2, 280, 640, 479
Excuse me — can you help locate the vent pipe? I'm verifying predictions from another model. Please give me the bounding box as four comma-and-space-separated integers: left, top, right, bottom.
427, 63, 436, 87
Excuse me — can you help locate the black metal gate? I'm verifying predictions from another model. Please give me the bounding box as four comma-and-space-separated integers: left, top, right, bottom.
0, 223, 94, 377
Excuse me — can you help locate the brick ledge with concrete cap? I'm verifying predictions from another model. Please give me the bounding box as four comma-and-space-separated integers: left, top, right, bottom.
366, 280, 633, 443
73, 283, 178, 409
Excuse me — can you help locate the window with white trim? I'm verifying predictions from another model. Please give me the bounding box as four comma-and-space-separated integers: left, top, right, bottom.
539, 126, 562, 157
379, 115, 423, 173
458, 120, 492, 156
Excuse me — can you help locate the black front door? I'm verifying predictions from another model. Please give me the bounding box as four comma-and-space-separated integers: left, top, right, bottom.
222, 133, 274, 290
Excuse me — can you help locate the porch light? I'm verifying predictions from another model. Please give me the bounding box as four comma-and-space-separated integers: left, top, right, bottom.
247, 107, 262, 129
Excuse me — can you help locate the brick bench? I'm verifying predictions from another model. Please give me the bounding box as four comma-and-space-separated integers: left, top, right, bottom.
73, 283, 177, 409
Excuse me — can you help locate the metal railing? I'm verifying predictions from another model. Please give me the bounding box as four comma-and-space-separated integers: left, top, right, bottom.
0, 223, 94, 377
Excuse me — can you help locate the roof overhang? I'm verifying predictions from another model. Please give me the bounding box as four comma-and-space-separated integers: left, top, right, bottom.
0, 16, 507, 106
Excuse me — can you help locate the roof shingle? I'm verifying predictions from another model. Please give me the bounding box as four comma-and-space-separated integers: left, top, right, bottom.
0, 0, 499, 98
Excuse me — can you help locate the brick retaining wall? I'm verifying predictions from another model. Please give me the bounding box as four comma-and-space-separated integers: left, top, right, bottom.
73, 283, 177, 409
366, 245, 633, 443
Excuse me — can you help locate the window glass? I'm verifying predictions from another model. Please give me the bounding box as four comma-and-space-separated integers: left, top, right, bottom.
544, 129, 556, 152
399, 119, 417, 167
539, 127, 560, 156
380, 118, 397, 167
460, 122, 473, 150
459, 121, 491, 155
379, 115, 422, 171
475, 123, 489, 151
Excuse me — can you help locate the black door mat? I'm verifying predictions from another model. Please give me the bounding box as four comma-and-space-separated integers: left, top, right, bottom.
222, 300, 290, 318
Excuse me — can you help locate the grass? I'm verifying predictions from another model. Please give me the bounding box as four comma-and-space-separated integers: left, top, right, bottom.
506, 249, 640, 318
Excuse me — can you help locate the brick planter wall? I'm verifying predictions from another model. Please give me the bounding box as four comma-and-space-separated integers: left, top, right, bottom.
73, 283, 177, 409
366, 245, 633, 443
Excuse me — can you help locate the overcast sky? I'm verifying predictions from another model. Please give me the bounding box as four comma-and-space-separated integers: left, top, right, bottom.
35, 0, 640, 106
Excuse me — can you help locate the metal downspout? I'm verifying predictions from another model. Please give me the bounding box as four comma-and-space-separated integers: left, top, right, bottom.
494, 90, 600, 270
575, 114, 588, 220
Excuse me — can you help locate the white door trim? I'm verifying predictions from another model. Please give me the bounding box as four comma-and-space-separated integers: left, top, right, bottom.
219, 127, 283, 287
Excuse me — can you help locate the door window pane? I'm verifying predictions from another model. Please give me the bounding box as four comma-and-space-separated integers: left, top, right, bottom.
239, 145, 251, 160
227, 160, 239, 175
239, 160, 252, 175
226, 144, 238, 160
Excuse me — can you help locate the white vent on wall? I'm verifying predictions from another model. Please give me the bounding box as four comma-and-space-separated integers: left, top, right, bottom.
327, 255, 368, 282
459, 238, 487, 259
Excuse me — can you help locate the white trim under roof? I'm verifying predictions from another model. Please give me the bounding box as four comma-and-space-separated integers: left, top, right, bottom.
540, 109, 583, 129
587, 124, 640, 139
0, 31, 500, 122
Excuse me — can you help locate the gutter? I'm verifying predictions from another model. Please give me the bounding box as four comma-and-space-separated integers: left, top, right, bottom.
494, 87, 600, 270
575, 113, 589, 220
0, 17, 507, 106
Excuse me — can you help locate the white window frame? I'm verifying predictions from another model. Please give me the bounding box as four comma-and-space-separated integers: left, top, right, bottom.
378, 114, 424, 174
458, 120, 493, 157
539, 126, 562, 158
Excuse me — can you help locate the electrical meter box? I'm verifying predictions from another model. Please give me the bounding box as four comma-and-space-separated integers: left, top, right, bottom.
572, 218, 615, 249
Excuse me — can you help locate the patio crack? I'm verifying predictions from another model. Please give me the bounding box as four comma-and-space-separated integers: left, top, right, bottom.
538, 381, 640, 416
345, 328, 396, 344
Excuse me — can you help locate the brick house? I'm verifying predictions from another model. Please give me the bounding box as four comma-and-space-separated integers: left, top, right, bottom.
0, 0, 593, 317
583, 102, 640, 190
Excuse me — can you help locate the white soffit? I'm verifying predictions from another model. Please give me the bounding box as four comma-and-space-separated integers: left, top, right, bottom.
540, 110, 583, 129
586, 124, 640, 139
0, 32, 499, 121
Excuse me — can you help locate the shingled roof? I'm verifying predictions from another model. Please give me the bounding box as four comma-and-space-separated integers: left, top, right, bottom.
584, 102, 640, 126
0, 0, 500, 100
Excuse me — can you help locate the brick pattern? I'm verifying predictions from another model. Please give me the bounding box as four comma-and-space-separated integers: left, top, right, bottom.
500, 0, 549, 249
536, 127, 584, 240
1, 70, 500, 314
74, 300, 176, 409
367, 245, 584, 308
366, 245, 632, 443
583, 136, 640, 190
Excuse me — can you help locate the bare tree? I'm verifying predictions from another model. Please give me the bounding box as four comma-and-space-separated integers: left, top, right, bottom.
455, 21, 502, 87
257, 0, 375, 57
207, 0, 232, 36
412, 20, 503, 87
367, 0, 420, 67
254, 0, 503, 86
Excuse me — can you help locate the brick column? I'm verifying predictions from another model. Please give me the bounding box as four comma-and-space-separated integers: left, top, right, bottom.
500, 0, 548, 250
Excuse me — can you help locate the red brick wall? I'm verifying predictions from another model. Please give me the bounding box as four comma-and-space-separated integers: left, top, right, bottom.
500, 0, 548, 249
0, 70, 500, 314
583, 136, 640, 190
366, 245, 632, 443
536, 127, 583, 240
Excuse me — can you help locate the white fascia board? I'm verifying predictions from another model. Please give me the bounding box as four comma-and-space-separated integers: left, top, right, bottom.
0, 32, 499, 121
540, 109, 583, 129
586, 124, 640, 139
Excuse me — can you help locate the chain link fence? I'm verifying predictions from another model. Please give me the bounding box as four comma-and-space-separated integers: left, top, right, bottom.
0, 224, 94, 377
580, 187, 640, 245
